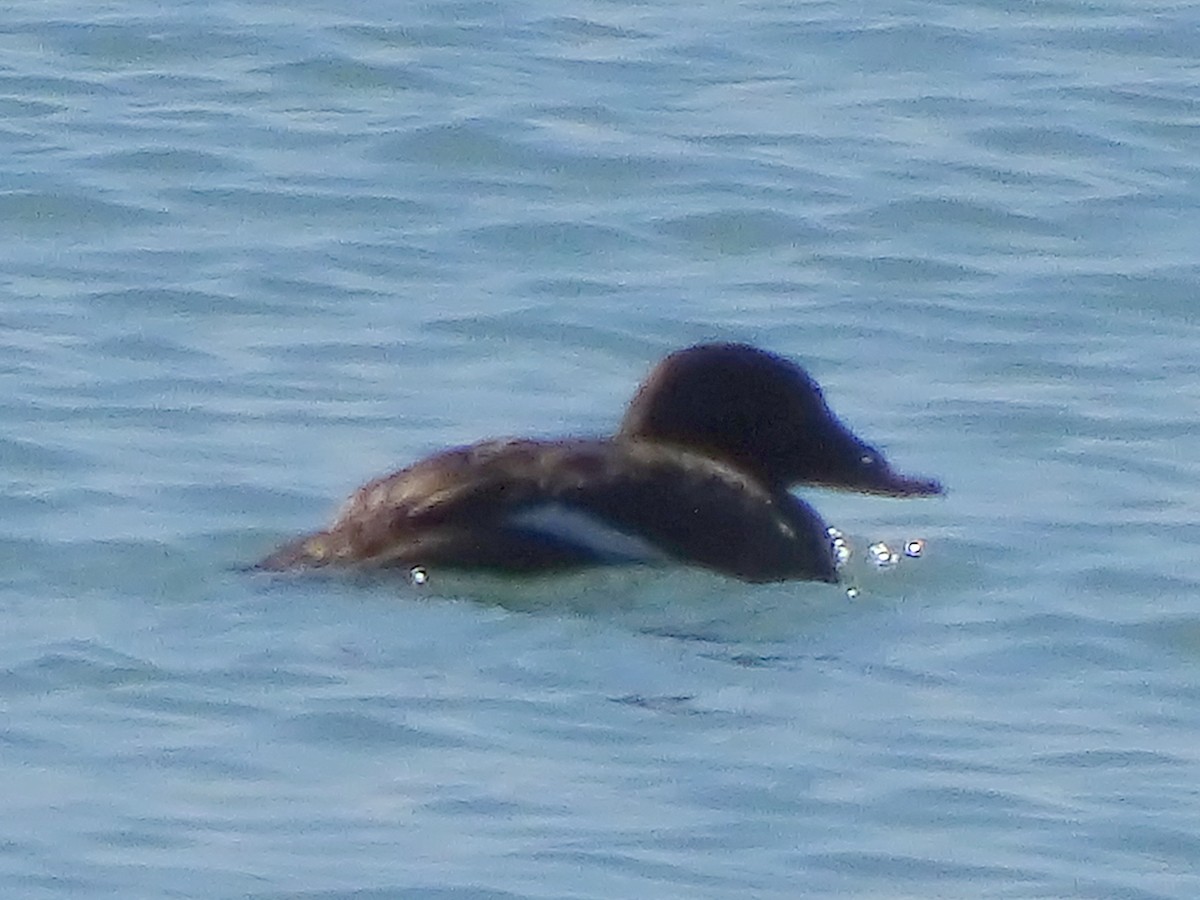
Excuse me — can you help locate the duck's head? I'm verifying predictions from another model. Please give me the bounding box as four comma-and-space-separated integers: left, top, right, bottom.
618, 343, 943, 497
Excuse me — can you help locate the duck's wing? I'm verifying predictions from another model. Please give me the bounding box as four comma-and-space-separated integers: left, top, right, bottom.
256, 438, 838, 582
558, 440, 838, 582
255, 439, 557, 571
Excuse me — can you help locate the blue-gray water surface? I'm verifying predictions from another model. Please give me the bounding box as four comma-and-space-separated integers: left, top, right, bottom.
3, 1, 1199, 897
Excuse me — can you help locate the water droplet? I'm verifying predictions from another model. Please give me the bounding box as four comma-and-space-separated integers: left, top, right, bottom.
409, 566, 429, 586
827, 527, 852, 568
904, 538, 925, 558
867, 541, 898, 569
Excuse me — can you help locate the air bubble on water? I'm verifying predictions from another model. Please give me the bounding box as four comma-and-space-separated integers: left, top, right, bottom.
827, 526, 852, 568
904, 538, 925, 558
867, 541, 899, 569
409, 566, 429, 586
846, 586, 860, 599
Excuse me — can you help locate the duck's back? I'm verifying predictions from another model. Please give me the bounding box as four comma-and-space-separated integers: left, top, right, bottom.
256, 438, 838, 583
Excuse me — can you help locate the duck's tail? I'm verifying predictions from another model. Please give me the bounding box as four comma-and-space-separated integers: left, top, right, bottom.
253, 531, 342, 571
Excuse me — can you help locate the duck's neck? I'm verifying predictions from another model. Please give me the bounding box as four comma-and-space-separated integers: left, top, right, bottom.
615, 427, 788, 493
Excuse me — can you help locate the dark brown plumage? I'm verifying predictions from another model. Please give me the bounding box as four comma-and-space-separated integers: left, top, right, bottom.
257, 343, 942, 583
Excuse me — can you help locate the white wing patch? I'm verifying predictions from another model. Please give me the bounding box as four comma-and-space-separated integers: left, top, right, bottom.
508, 503, 670, 563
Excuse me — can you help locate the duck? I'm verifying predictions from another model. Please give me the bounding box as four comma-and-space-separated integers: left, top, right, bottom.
256, 343, 943, 583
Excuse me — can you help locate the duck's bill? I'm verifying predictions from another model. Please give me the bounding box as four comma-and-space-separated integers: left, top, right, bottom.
860, 468, 944, 497
811, 462, 944, 497
811, 432, 946, 497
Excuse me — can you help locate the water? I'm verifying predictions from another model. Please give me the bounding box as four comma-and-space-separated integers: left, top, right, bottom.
4, 1, 1200, 897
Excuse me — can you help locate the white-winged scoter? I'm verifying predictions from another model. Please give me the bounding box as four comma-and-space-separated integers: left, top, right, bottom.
257, 343, 943, 583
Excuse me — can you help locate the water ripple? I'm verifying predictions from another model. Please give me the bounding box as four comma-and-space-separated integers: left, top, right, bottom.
4, 1, 1200, 898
